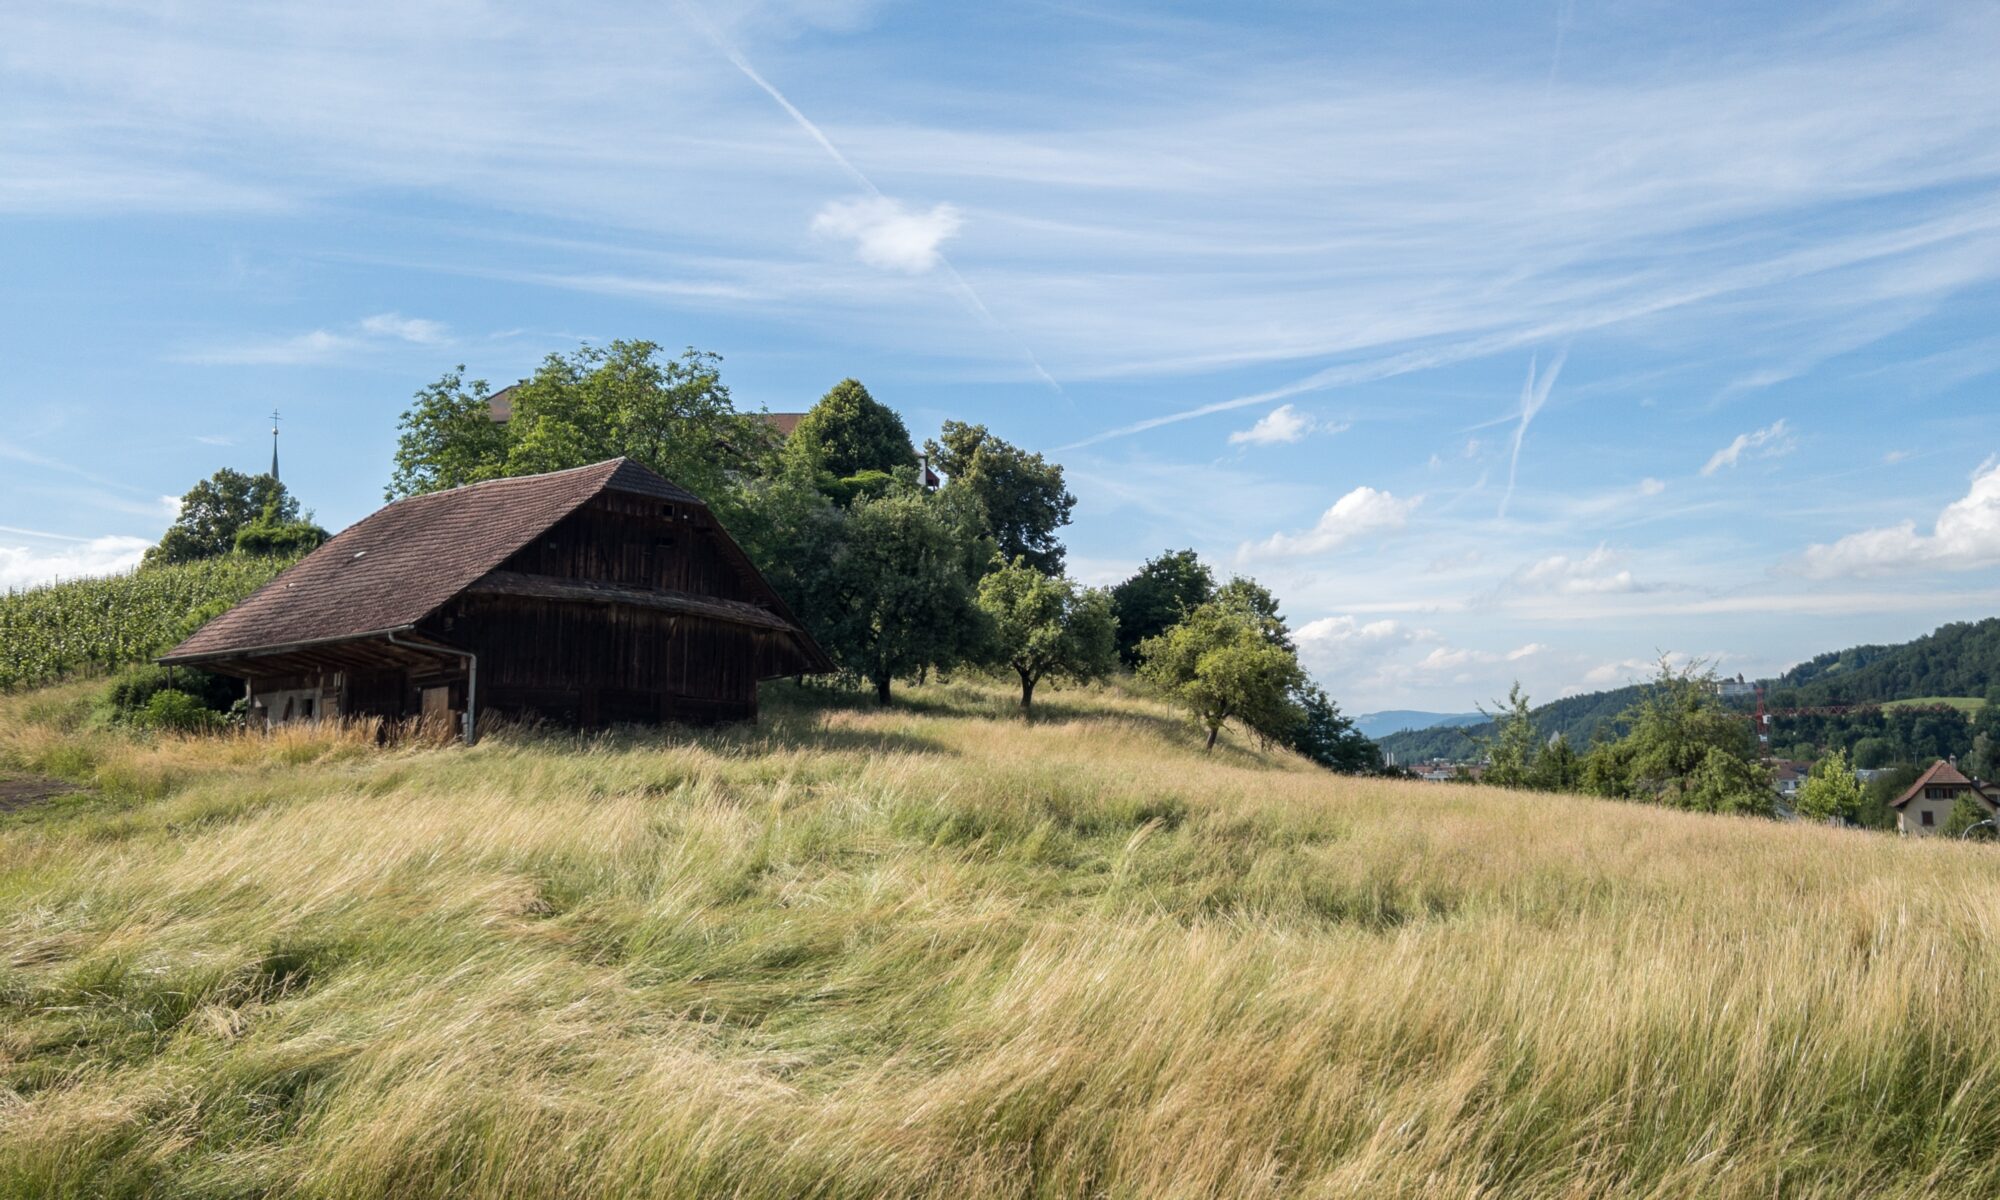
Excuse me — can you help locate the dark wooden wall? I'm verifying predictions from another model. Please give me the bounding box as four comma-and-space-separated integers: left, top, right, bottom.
496, 495, 757, 601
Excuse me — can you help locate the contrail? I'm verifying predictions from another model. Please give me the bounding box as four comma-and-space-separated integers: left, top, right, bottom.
678, 2, 1063, 395
1499, 348, 1565, 519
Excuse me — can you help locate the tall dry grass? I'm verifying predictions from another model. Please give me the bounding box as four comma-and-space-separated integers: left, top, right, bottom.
3, 677, 1999, 1198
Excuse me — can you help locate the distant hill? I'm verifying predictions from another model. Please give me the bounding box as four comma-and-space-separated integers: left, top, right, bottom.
1377, 685, 1647, 762
1376, 614, 2000, 763
1353, 710, 1485, 740
1771, 618, 2000, 707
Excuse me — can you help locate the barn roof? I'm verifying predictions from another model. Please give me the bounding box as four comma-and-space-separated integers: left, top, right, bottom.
161, 458, 826, 669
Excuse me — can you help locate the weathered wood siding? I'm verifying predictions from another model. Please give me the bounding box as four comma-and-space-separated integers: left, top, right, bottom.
495, 495, 757, 601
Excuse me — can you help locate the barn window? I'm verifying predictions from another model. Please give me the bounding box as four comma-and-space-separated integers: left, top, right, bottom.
1922, 810, 1935, 826
661, 504, 676, 519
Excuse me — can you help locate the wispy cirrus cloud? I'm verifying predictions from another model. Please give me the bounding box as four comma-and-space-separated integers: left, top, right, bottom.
175, 313, 453, 366
1702, 418, 1795, 475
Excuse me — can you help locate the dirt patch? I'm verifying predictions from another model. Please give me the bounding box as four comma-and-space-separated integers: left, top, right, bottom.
0, 774, 78, 814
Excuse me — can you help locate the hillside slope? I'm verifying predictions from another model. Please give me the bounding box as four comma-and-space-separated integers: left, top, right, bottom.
4, 680, 2000, 1198
1775, 617, 2000, 705
1377, 684, 1645, 761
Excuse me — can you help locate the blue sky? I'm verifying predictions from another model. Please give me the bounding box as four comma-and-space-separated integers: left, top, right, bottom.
4, 0, 2000, 713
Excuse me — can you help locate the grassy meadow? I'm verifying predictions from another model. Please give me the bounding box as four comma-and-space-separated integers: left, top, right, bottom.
3, 677, 2000, 1198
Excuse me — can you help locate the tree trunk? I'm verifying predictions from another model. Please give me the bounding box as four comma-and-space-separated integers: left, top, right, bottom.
875, 675, 893, 707
1019, 668, 1036, 712
1205, 724, 1220, 752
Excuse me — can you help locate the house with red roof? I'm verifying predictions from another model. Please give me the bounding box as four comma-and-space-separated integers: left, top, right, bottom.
1888, 760, 1997, 836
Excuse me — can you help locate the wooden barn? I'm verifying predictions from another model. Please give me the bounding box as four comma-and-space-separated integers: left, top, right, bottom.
159, 458, 831, 739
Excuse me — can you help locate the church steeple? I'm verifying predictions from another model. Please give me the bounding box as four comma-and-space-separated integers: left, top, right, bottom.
269, 409, 282, 482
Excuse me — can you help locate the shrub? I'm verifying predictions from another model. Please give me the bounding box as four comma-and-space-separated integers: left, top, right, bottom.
133, 689, 225, 733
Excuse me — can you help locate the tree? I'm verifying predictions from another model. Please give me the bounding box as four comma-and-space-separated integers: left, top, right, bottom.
1945, 792, 1995, 838
386, 366, 512, 498
1615, 660, 1772, 815
387, 344, 778, 532
1532, 733, 1583, 792
808, 486, 988, 706
926, 422, 1075, 574
1138, 600, 1305, 751
1476, 683, 1540, 788
1214, 576, 1293, 650
147, 469, 296, 566
501, 342, 776, 523
1110, 550, 1215, 666
232, 498, 329, 557
1289, 684, 1383, 773
1796, 748, 1866, 823
975, 557, 1118, 711
788, 378, 917, 484
1851, 736, 1897, 770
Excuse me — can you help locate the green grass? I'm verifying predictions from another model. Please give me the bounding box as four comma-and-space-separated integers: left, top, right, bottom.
0, 556, 296, 691
4, 677, 2000, 1198
1881, 696, 1987, 713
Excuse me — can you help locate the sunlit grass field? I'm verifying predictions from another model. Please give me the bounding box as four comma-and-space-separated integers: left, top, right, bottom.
4, 676, 2000, 1198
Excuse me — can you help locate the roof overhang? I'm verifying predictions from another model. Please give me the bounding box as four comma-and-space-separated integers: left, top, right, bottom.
158, 627, 471, 676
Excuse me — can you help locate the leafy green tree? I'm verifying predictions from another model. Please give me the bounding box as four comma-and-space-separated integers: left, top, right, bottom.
1476, 684, 1541, 788
1851, 736, 1896, 770
387, 344, 779, 534
1796, 748, 1866, 823
386, 366, 513, 498
1617, 659, 1771, 814
502, 342, 776, 520
147, 469, 297, 566
788, 378, 917, 483
1580, 738, 1637, 799
1969, 732, 2000, 785
1532, 733, 1582, 792
926, 421, 1075, 574
975, 557, 1118, 711
1945, 792, 1995, 838
1110, 549, 1215, 666
808, 486, 988, 706
1214, 576, 1293, 650
1139, 601, 1305, 751
1289, 684, 1383, 773
231, 497, 329, 558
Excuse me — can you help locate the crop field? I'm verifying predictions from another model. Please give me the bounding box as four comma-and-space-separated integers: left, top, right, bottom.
3, 678, 2000, 1198
0, 556, 293, 692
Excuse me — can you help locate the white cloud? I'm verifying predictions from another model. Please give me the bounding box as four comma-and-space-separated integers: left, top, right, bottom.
359, 312, 449, 344
1500, 349, 1565, 518
1228, 403, 1319, 446
811, 196, 962, 274
0, 535, 151, 591
1802, 457, 2000, 577
1514, 545, 1647, 595
1702, 418, 1795, 475
1638, 477, 1667, 496
1416, 642, 1546, 673
1242, 486, 1419, 558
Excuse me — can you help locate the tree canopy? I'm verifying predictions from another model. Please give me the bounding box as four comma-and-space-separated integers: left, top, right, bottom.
787, 378, 918, 484
1139, 599, 1305, 751
926, 421, 1075, 574
1111, 550, 1215, 665
387, 343, 778, 529
801, 485, 990, 706
1795, 748, 1865, 823
148, 470, 305, 566
975, 557, 1117, 711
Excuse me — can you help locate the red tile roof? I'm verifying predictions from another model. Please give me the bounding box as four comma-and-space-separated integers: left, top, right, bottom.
759, 411, 807, 438
159, 459, 808, 665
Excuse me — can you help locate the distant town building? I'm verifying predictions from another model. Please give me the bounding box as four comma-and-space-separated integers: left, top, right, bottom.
1888, 760, 1997, 836
1716, 674, 1758, 700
